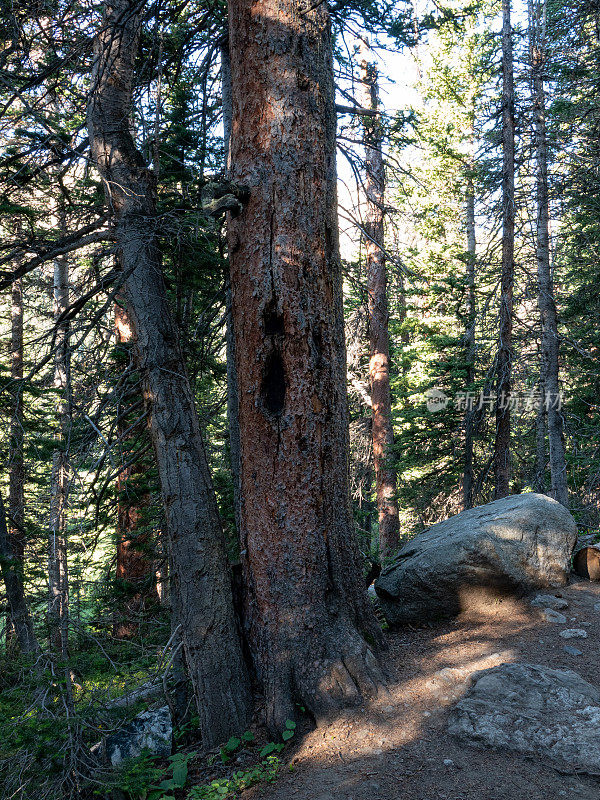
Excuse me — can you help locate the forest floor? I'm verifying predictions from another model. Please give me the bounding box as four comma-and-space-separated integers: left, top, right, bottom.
245, 578, 600, 800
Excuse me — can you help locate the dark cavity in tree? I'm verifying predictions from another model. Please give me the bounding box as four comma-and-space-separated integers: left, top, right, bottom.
263, 305, 285, 336
262, 349, 286, 415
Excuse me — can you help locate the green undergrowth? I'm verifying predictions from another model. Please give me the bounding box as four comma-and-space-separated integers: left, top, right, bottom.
110, 720, 297, 800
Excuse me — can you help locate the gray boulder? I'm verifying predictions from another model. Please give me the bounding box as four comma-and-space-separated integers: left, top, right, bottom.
105, 706, 172, 767
448, 663, 600, 775
375, 493, 577, 626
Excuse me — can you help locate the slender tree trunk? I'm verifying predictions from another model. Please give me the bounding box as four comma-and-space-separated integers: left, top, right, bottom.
88, 0, 251, 746
221, 39, 242, 534
0, 491, 39, 654
48, 250, 71, 656
113, 295, 158, 638
534, 374, 547, 492
9, 278, 25, 561
360, 43, 400, 557
463, 133, 477, 510
530, 0, 569, 507
494, 0, 515, 499
227, 0, 385, 733
8, 276, 25, 645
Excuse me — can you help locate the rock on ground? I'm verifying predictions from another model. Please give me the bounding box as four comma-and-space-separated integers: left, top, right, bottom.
448, 663, 600, 775
105, 706, 172, 767
375, 493, 577, 626
559, 628, 588, 639
530, 593, 569, 610
540, 609, 567, 623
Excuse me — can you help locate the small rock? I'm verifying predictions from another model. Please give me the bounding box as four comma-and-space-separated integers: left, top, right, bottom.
105, 706, 171, 767
541, 609, 567, 623
531, 594, 569, 610
560, 629, 588, 639
594, 603, 600, 611
443, 758, 455, 766
383, 705, 395, 712
563, 646, 583, 656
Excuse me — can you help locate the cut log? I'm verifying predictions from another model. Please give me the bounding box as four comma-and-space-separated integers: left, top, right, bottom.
573, 546, 600, 581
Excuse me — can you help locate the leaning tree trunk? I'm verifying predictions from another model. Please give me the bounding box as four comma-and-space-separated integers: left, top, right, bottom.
227, 0, 385, 733
113, 295, 158, 638
494, 0, 515, 499
360, 42, 400, 558
88, 0, 251, 747
530, 0, 569, 507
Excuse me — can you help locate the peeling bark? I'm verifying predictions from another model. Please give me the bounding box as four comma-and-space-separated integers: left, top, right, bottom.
227, 0, 385, 733
88, 0, 251, 746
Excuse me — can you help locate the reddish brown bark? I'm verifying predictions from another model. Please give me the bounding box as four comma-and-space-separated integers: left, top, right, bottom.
360, 46, 400, 558
113, 298, 158, 638
227, 0, 385, 733
494, 0, 515, 499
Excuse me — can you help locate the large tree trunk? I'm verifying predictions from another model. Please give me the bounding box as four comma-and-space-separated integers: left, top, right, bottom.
494, 0, 515, 499
113, 296, 158, 638
530, 0, 569, 507
8, 275, 26, 645
360, 43, 400, 558
88, 0, 251, 747
227, 0, 385, 733
48, 250, 71, 655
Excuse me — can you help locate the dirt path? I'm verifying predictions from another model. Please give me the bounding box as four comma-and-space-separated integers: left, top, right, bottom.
247, 579, 600, 800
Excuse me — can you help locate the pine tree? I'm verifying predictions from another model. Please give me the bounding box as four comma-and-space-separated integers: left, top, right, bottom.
227, 0, 384, 731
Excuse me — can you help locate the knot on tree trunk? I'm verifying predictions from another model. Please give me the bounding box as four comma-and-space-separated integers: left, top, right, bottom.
201, 181, 251, 218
